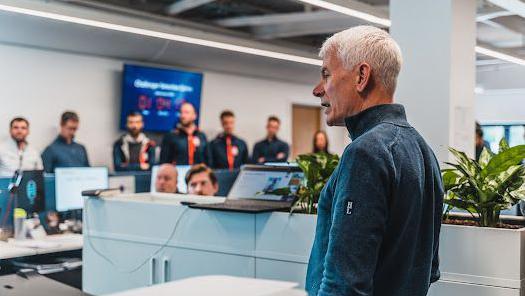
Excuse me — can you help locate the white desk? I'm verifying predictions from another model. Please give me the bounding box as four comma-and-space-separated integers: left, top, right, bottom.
0, 242, 35, 260
0, 234, 83, 260
107, 275, 306, 296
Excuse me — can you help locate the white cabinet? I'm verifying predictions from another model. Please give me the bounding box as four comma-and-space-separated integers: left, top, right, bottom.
83, 238, 160, 295
159, 247, 255, 282
255, 259, 308, 288
428, 280, 520, 296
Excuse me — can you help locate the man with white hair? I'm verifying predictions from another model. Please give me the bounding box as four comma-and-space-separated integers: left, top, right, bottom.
306, 26, 443, 296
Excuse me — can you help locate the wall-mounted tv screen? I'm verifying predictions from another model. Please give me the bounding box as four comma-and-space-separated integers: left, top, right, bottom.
120, 64, 203, 132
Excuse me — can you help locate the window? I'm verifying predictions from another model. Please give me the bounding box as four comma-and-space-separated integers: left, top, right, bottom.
481, 124, 525, 152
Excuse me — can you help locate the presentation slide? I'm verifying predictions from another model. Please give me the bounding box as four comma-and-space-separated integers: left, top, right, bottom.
120, 64, 203, 132
229, 170, 303, 201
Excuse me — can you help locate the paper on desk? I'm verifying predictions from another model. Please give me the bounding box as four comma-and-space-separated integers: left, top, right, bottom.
10, 239, 60, 249
107, 275, 300, 296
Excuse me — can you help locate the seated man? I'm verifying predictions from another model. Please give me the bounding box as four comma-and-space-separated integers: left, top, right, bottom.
185, 164, 218, 196
154, 164, 178, 194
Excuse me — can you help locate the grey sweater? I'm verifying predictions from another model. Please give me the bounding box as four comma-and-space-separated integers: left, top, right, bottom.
306, 104, 443, 296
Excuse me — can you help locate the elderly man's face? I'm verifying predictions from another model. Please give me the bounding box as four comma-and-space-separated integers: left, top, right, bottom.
155, 165, 178, 193
313, 51, 365, 126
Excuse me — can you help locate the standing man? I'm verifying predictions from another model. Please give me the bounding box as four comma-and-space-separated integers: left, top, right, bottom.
0, 117, 43, 176
252, 116, 289, 164
160, 102, 209, 165
475, 122, 491, 161
209, 110, 249, 170
306, 26, 443, 296
42, 111, 90, 173
113, 112, 156, 171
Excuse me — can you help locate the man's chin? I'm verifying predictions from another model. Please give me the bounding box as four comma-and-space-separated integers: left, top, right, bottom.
326, 118, 345, 127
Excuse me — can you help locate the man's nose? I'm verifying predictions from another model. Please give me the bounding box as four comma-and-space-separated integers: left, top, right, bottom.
313, 83, 324, 98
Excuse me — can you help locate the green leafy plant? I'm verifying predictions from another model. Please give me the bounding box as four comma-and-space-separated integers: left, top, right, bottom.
264, 152, 339, 214
443, 138, 525, 227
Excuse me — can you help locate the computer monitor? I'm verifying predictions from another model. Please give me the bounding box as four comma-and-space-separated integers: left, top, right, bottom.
228, 165, 304, 201
55, 167, 109, 212
16, 170, 45, 214
150, 165, 191, 194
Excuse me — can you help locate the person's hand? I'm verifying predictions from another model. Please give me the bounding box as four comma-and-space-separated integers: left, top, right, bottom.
276, 152, 285, 160
258, 157, 265, 163
140, 163, 150, 170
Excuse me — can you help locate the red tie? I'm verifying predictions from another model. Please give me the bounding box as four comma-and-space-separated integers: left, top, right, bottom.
188, 135, 195, 165
226, 136, 234, 171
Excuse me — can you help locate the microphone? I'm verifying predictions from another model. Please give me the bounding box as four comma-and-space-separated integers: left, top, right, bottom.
8, 153, 24, 194
81, 187, 124, 198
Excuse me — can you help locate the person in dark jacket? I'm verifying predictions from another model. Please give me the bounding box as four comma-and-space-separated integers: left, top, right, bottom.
307, 26, 443, 296
160, 102, 209, 165
42, 111, 90, 173
252, 116, 289, 164
113, 112, 156, 171
209, 110, 249, 170
475, 122, 491, 161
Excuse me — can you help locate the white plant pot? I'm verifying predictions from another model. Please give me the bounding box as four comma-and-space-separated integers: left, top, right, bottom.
429, 224, 525, 296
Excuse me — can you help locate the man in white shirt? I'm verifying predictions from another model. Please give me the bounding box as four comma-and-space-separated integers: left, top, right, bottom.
0, 117, 43, 177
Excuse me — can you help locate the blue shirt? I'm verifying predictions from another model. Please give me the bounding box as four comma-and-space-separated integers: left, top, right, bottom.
306, 104, 443, 296
252, 137, 289, 164
41, 136, 90, 173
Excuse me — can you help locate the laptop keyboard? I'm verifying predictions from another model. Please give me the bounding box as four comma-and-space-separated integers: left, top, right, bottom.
193, 199, 292, 212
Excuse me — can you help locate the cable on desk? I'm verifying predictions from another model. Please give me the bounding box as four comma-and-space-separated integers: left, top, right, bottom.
83, 198, 190, 274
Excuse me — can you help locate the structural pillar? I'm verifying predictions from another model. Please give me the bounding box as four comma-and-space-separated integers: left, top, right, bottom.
390, 0, 477, 162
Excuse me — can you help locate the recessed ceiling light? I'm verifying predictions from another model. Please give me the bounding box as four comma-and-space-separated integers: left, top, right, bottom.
0, 4, 322, 66
295, 0, 525, 67
293, 0, 391, 27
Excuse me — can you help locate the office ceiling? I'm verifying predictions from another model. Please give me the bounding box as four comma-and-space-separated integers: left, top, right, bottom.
58, 0, 525, 64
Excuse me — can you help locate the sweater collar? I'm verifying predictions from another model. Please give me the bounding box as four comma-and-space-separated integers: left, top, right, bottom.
344, 104, 409, 141
56, 135, 74, 145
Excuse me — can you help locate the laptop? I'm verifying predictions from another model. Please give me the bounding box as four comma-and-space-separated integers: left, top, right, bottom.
189, 165, 304, 213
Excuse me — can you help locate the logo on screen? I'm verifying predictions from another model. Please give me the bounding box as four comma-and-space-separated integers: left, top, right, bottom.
26, 180, 37, 203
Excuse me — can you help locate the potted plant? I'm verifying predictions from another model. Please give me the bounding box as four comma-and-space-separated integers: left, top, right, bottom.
442, 138, 525, 227
263, 152, 339, 214
431, 138, 525, 295
254, 152, 339, 287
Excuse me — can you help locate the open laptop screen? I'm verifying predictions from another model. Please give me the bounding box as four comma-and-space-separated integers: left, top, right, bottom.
228, 165, 303, 201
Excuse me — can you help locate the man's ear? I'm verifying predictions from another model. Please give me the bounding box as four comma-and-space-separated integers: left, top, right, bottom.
355, 63, 372, 93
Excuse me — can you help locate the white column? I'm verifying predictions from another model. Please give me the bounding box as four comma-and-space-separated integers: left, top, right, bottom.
390, 0, 477, 162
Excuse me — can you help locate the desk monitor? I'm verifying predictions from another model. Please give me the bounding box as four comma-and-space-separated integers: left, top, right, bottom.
150, 165, 191, 194
228, 165, 304, 201
17, 170, 45, 214
55, 167, 109, 212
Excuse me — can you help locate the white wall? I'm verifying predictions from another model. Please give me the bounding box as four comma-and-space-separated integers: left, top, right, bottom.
0, 43, 348, 169
476, 90, 525, 124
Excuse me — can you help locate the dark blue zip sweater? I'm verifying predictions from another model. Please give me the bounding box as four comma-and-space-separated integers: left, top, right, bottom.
306, 104, 443, 296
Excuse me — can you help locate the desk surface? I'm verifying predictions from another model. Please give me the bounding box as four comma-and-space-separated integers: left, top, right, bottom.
108, 275, 305, 296
0, 234, 83, 260
0, 273, 87, 296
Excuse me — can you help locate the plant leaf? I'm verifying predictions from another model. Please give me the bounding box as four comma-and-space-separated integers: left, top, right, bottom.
482, 145, 525, 178
499, 138, 510, 153
478, 147, 492, 169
